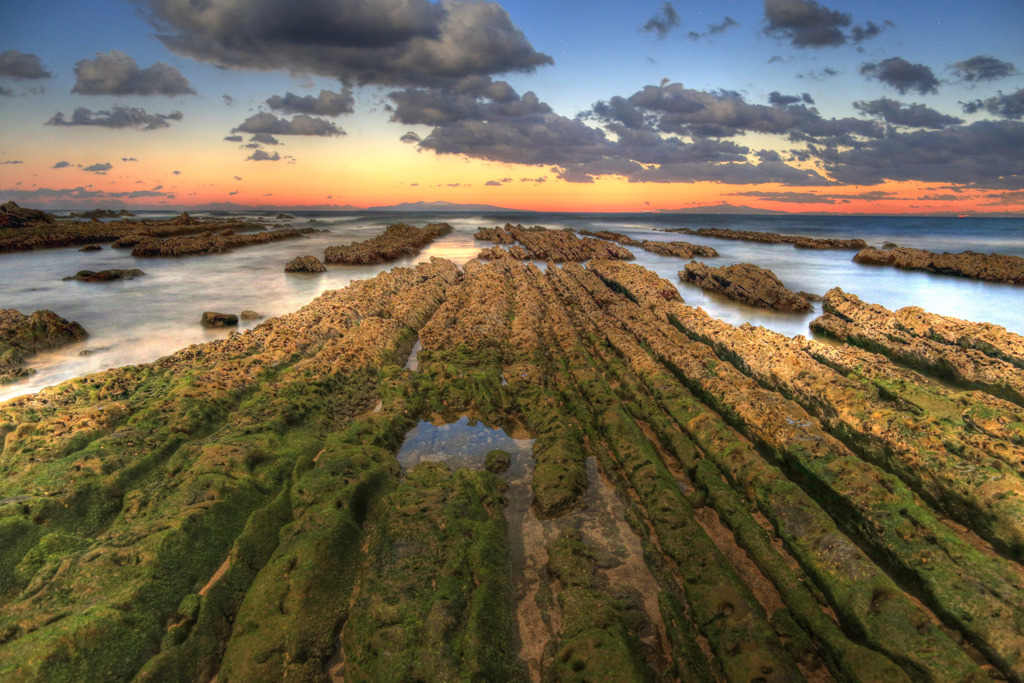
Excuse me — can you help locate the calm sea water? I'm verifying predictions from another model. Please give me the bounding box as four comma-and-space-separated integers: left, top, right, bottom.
1, 210, 1021, 403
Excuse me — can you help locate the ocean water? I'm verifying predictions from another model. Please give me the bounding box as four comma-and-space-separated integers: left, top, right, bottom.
1, 210, 1021, 403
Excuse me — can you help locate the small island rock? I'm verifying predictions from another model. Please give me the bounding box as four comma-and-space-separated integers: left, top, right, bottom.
285, 255, 327, 273
201, 312, 238, 327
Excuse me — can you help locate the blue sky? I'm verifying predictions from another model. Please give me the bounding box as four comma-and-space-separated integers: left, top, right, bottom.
2, 0, 1023, 212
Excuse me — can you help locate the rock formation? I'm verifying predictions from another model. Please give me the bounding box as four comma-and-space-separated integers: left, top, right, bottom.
130, 228, 311, 257
0, 201, 55, 228
578, 229, 643, 246
476, 223, 634, 261
680, 261, 812, 311
240, 310, 263, 321
672, 226, 867, 250
64, 269, 145, 283
324, 223, 453, 265
2, 258, 1023, 682
200, 312, 238, 327
284, 255, 326, 273
640, 240, 719, 259
853, 246, 1024, 284
0, 308, 86, 383
812, 287, 1024, 406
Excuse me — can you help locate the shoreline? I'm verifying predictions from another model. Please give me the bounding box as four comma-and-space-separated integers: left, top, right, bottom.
2, 256, 1023, 680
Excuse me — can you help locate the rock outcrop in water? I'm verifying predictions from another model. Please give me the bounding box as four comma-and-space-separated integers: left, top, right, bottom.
324, 222, 452, 264
680, 261, 813, 311
672, 226, 867, 250
640, 240, 719, 259
0, 205, 267, 253
853, 246, 1024, 284
2, 257, 1023, 681
284, 255, 326, 273
63, 269, 145, 283
578, 229, 643, 246
812, 287, 1024, 406
130, 228, 311, 257
0, 308, 86, 383
476, 223, 634, 261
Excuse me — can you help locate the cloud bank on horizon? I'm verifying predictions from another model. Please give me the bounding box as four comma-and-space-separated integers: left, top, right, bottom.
1, 0, 1023, 212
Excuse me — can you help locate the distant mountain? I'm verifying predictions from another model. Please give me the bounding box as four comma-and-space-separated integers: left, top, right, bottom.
659, 203, 787, 215
366, 200, 522, 212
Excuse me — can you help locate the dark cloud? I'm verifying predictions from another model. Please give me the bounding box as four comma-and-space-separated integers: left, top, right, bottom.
393, 78, 831, 186
46, 106, 184, 130
853, 98, 963, 128
400, 131, 422, 143
122, 157, 139, 162
859, 58, 939, 95
266, 89, 354, 116
484, 179, 502, 186
688, 16, 738, 41
798, 67, 839, 81
234, 176, 243, 180
71, 51, 195, 96
520, 177, 546, 183
816, 120, 1024, 189
247, 150, 281, 161
222, 94, 235, 105
53, 161, 72, 169
0, 50, 52, 79
961, 89, 1024, 120
768, 91, 814, 106
0, 160, 23, 165
83, 163, 113, 173
0, 186, 173, 203
172, 170, 181, 175
763, 0, 884, 48
224, 134, 244, 142
732, 189, 896, 203
250, 133, 281, 145
952, 56, 1017, 83
641, 3, 681, 39
591, 82, 882, 144
139, 0, 552, 87
233, 112, 343, 136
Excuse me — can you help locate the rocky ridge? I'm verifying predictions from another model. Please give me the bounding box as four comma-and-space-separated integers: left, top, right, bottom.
811, 288, 1024, 406
673, 226, 867, 250
323, 223, 452, 265
680, 261, 813, 311
475, 223, 633, 261
853, 246, 1024, 284
1, 258, 1022, 681
63, 269, 145, 283
640, 240, 719, 259
129, 227, 313, 257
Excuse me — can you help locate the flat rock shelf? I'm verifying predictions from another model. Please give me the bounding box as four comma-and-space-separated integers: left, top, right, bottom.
1, 256, 1022, 682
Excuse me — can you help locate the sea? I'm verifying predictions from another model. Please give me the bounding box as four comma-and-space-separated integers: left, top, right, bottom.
2, 210, 1022, 403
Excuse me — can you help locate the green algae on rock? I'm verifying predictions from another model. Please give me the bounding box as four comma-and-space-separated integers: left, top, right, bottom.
1, 255, 1022, 682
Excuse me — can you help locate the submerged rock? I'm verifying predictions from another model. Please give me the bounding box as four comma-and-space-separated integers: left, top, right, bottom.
64, 268, 145, 283
78, 244, 103, 252
201, 312, 238, 327
240, 310, 263, 321
854, 246, 1024, 284
680, 261, 812, 311
284, 255, 326, 272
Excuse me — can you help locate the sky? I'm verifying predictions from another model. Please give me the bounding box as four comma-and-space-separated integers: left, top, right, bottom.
1, 0, 1023, 214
